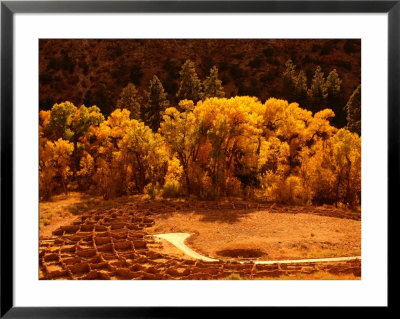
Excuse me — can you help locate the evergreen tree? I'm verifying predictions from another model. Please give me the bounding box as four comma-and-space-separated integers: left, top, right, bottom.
177, 60, 203, 103
345, 85, 361, 135
282, 59, 297, 102
326, 69, 345, 128
203, 66, 225, 99
294, 70, 308, 107
116, 83, 141, 120
307, 66, 327, 113
143, 75, 170, 131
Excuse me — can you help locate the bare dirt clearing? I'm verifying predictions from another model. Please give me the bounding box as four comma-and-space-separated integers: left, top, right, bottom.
153, 232, 360, 264
148, 206, 361, 261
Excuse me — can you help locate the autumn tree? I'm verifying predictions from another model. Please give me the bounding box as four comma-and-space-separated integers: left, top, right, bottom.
39, 138, 74, 199
84, 109, 132, 199
177, 60, 203, 103
116, 83, 141, 120
45, 101, 77, 141
43, 102, 104, 177
345, 85, 361, 135
259, 98, 337, 204
203, 66, 225, 99
76, 152, 95, 190
160, 106, 202, 195
193, 97, 263, 197
119, 119, 168, 193
163, 157, 184, 197
331, 128, 361, 206
298, 139, 336, 205
83, 108, 167, 198
39, 93, 361, 207
143, 75, 170, 131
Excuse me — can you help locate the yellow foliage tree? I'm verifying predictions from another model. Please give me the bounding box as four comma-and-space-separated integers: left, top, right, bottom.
39, 138, 74, 199
192, 97, 263, 197
331, 128, 361, 206
160, 106, 203, 195
39, 94, 361, 207
82, 109, 167, 198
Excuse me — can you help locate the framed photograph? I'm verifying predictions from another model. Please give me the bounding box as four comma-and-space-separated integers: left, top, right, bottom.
1, 0, 395, 316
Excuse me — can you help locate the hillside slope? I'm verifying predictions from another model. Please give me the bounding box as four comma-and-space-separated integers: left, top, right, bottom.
39, 39, 361, 118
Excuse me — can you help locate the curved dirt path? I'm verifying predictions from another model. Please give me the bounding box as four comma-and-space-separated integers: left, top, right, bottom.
154, 233, 218, 262
153, 232, 361, 264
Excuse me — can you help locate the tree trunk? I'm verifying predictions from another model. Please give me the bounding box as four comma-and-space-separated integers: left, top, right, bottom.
61, 177, 68, 196
335, 171, 342, 208
345, 155, 352, 205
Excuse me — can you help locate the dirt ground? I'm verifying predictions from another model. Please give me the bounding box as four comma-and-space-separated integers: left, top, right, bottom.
147, 208, 361, 261
39, 192, 147, 238
39, 194, 361, 280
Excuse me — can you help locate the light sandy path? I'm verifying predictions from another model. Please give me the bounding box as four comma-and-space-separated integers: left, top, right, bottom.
153, 232, 361, 264
154, 233, 218, 262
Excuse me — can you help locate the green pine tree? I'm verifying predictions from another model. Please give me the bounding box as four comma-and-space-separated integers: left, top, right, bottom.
203, 66, 225, 99
307, 66, 327, 113
177, 60, 203, 103
326, 69, 345, 128
294, 70, 308, 107
345, 85, 361, 135
116, 83, 141, 120
143, 75, 170, 131
282, 59, 297, 102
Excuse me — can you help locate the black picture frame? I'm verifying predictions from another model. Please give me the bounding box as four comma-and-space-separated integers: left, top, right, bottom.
1, 0, 395, 317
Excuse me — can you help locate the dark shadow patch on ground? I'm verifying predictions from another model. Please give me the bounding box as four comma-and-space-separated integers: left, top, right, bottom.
216, 248, 266, 258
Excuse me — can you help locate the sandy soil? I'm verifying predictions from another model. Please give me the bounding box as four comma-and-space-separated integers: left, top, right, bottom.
148, 209, 361, 261
153, 232, 360, 264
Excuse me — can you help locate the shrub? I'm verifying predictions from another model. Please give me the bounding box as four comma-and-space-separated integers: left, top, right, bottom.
144, 183, 158, 199
263, 174, 307, 205
162, 180, 181, 198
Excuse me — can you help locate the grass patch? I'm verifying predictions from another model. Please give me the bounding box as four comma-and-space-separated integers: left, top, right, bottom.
306, 250, 359, 259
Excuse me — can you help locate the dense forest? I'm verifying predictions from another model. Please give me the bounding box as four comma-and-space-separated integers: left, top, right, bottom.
39, 40, 361, 207
39, 57, 361, 207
